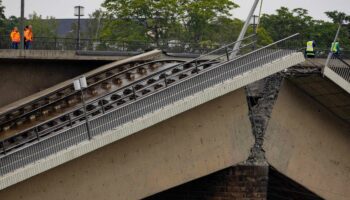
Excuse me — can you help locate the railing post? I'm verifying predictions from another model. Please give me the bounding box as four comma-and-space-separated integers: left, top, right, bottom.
1, 141, 6, 155
78, 89, 92, 140
34, 127, 40, 141
100, 100, 105, 114
68, 114, 73, 127
225, 47, 230, 61
132, 86, 137, 100
195, 61, 199, 74
54, 37, 57, 50
164, 76, 168, 87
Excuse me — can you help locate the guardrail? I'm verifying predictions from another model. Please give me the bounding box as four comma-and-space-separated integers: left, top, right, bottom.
327, 54, 350, 82
0, 33, 300, 176
0, 36, 227, 54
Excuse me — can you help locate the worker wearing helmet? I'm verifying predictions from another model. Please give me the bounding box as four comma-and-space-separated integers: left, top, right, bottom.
306, 40, 316, 58
24, 25, 33, 49
10, 27, 20, 49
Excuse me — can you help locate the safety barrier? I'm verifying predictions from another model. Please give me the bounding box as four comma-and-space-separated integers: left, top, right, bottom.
324, 54, 350, 93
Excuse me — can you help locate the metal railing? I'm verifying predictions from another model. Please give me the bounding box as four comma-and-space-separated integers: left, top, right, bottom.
327, 54, 350, 82
0, 36, 225, 54
0, 33, 300, 176
311, 49, 350, 59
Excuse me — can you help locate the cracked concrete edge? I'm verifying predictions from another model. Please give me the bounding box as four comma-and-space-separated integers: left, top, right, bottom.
0, 52, 305, 190
244, 74, 285, 165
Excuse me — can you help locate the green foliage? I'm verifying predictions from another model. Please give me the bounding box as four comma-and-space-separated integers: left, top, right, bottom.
260, 7, 350, 50
260, 7, 314, 41
86, 9, 105, 40
2, 16, 19, 37
178, 0, 238, 43
325, 11, 350, 24
199, 16, 242, 44
26, 12, 58, 37
101, 19, 148, 42
102, 0, 238, 45
0, 0, 6, 36
0, 0, 4, 19
103, 0, 179, 44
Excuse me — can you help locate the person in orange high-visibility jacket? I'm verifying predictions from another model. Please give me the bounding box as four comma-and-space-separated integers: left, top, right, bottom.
10, 27, 20, 49
24, 25, 33, 49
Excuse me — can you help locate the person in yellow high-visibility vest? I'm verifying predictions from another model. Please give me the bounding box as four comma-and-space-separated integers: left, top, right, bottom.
306, 40, 316, 58
331, 41, 340, 55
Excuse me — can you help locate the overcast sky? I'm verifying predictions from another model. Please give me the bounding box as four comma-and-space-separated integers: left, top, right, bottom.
2, 0, 350, 21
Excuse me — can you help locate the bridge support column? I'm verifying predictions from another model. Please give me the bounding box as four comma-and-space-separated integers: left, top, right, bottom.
146, 165, 269, 200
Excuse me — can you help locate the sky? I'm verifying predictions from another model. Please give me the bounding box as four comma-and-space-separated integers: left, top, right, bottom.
2, 0, 350, 21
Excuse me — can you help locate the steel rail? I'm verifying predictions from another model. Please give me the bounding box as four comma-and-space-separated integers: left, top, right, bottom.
0, 59, 185, 128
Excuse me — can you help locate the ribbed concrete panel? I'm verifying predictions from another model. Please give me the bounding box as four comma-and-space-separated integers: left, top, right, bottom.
0, 52, 304, 191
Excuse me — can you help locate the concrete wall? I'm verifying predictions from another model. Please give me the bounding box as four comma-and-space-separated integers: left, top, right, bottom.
264, 80, 350, 200
0, 88, 253, 200
0, 59, 109, 107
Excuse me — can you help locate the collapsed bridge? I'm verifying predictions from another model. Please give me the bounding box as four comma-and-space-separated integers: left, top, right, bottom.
0, 33, 349, 200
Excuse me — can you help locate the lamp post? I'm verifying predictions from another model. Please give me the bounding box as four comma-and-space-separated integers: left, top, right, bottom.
250, 15, 260, 50
20, 0, 25, 49
231, 0, 260, 58
73, 76, 92, 140
74, 6, 85, 50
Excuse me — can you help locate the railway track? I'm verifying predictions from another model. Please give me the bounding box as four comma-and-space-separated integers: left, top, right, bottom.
0, 54, 221, 154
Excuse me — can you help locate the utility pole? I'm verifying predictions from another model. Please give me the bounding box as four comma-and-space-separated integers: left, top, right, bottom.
230, 0, 260, 59
20, 0, 25, 49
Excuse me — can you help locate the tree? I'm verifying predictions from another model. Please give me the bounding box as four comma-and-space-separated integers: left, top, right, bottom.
103, 0, 179, 45
85, 9, 106, 40
101, 19, 148, 42
325, 11, 350, 24
204, 17, 243, 44
260, 7, 314, 42
102, 0, 239, 45
177, 0, 238, 43
26, 12, 58, 37
260, 7, 350, 50
0, 0, 6, 36
0, 0, 5, 19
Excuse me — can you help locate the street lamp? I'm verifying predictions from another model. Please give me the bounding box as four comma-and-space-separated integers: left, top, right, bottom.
74, 6, 85, 50
73, 76, 92, 140
250, 15, 260, 49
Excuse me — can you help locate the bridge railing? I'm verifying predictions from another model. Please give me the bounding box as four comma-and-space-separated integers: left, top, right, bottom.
0, 33, 301, 177
0, 36, 229, 54
327, 54, 350, 82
